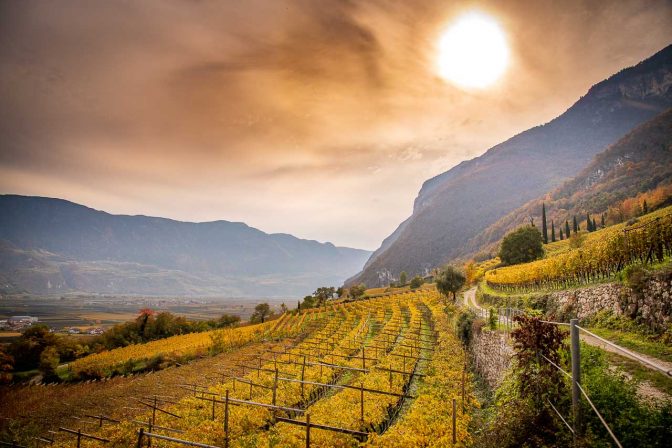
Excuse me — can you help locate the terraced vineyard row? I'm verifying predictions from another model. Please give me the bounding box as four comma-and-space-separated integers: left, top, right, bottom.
65, 311, 318, 379
42, 290, 473, 448
485, 207, 672, 291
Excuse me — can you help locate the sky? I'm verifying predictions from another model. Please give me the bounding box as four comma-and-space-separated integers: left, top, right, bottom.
1, 0, 671, 250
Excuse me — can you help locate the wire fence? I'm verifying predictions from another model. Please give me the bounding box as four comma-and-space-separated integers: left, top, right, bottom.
466, 292, 671, 447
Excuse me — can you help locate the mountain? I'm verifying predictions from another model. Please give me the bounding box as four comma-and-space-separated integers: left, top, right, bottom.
350, 44, 672, 287
0, 195, 371, 297
466, 108, 672, 255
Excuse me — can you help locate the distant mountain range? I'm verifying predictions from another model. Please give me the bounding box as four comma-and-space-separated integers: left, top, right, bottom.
349, 44, 672, 287
0, 195, 371, 297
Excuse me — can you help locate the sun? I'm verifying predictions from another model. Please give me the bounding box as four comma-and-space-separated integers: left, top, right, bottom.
437, 11, 510, 89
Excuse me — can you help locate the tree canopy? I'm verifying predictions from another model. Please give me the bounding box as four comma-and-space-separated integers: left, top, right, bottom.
499, 226, 544, 265
409, 275, 424, 290
435, 266, 466, 301
349, 284, 367, 299
250, 303, 272, 323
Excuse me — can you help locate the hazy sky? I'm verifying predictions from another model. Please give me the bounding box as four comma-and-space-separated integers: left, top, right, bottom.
1, 0, 671, 249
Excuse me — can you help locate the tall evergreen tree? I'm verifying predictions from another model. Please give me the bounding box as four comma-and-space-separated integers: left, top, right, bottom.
565, 220, 571, 238
551, 221, 556, 242
541, 203, 548, 244
601, 214, 606, 228
643, 200, 649, 214
559, 228, 564, 240
592, 218, 597, 232
573, 216, 579, 233
586, 213, 592, 231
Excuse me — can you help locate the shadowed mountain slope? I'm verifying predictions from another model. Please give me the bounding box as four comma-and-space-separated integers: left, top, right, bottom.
350, 44, 672, 286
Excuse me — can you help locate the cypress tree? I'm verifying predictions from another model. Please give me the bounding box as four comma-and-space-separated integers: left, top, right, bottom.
542, 203, 548, 244
592, 218, 597, 232
573, 216, 579, 233
643, 200, 648, 214
601, 214, 606, 228
559, 228, 564, 240
551, 221, 556, 242
586, 213, 592, 231
565, 220, 571, 238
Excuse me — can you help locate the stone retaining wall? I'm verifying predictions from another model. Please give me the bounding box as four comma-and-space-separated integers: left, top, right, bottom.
481, 269, 672, 332
471, 330, 513, 389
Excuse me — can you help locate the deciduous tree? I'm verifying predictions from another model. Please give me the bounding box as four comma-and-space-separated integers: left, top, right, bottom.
499, 226, 544, 265
436, 265, 466, 301
250, 303, 271, 323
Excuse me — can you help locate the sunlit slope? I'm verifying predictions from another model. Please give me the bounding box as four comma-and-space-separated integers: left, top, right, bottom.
48, 290, 473, 448
485, 206, 672, 290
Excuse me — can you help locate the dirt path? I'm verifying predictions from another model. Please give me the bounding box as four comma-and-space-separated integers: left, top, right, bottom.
462, 287, 672, 375
463, 287, 671, 401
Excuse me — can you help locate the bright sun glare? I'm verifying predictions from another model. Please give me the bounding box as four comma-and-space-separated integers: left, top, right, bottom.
437, 11, 509, 89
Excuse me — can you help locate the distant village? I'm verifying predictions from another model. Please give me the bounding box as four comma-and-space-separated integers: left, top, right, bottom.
0, 315, 104, 335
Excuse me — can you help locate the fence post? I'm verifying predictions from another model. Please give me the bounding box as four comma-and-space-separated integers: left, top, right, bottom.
389, 363, 393, 391
152, 396, 157, 427
461, 369, 465, 414
224, 390, 229, 448
301, 356, 306, 400
76, 429, 82, 448
452, 399, 457, 444
272, 368, 278, 406
305, 413, 311, 448
360, 383, 365, 422
148, 417, 153, 448
570, 318, 582, 438
136, 428, 145, 448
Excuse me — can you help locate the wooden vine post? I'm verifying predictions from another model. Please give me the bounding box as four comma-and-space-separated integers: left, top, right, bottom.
360, 383, 365, 422
224, 390, 230, 448
452, 399, 457, 444
305, 413, 311, 448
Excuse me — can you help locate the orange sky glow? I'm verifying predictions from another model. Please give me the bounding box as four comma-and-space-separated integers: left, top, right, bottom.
1, 0, 671, 249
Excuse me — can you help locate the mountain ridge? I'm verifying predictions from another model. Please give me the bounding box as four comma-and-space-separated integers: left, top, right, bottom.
0, 194, 371, 297
464, 108, 672, 256
349, 43, 672, 287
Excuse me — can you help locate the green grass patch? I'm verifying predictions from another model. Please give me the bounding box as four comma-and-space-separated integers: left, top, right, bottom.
604, 351, 672, 397
587, 327, 672, 363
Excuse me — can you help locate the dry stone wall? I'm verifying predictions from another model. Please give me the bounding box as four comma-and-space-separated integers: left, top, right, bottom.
480, 269, 672, 332
471, 330, 513, 389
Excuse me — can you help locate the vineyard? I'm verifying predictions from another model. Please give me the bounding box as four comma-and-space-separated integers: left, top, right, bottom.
485, 206, 672, 291
10, 289, 473, 448
65, 310, 324, 379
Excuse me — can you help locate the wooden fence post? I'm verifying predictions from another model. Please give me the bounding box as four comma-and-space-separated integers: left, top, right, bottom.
301, 356, 306, 400
305, 413, 311, 448
272, 368, 278, 406
452, 399, 456, 444
388, 363, 393, 391
360, 383, 364, 422
136, 428, 145, 448
461, 369, 465, 414
224, 390, 230, 448
570, 318, 583, 438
